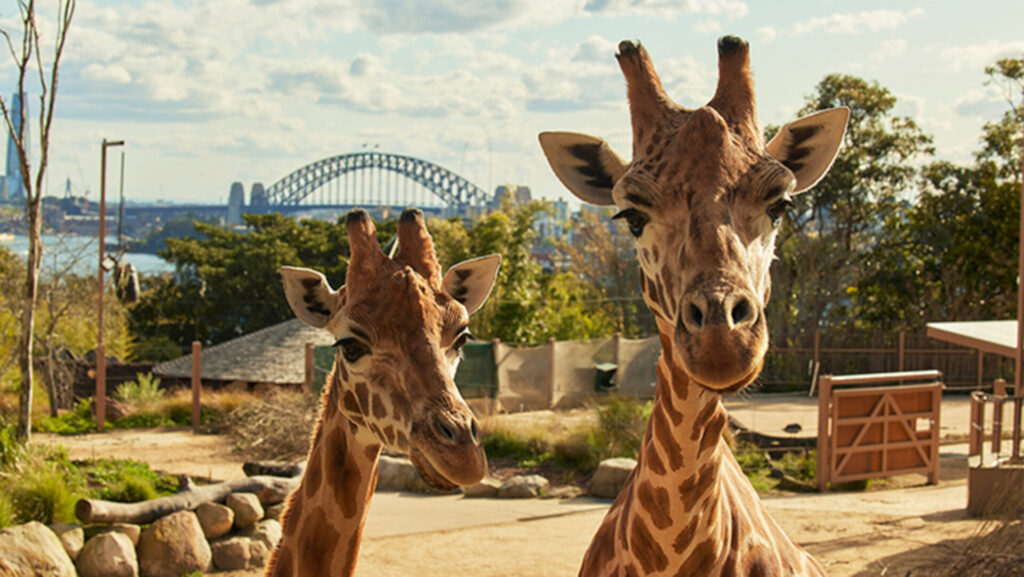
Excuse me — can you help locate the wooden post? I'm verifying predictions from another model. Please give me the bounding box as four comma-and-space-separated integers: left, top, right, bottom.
927, 386, 941, 485
613, 332, 622, 367
977, 350, 985, 390
1012, 398, 1022, 462
816, 375, 832, 492
95, 344, 106, 432
969, 392, 983, 457
897, 331, 905, 372
547, 338, 557, 409
813, 330, 821, 375
191, 341, 201, 433
993, 378, 1006, 456
304, 342, 314, 394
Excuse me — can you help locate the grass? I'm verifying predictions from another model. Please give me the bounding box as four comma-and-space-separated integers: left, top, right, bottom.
33, 398, 99, 435
79, 458, 178, 503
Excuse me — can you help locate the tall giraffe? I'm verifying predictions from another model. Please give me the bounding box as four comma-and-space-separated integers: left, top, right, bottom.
540, 37, 848, 576
265, 208, 500, 576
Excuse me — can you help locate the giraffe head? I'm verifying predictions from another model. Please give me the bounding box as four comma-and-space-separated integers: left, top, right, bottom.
540, 37, 847, 393
281, 208, 500, 490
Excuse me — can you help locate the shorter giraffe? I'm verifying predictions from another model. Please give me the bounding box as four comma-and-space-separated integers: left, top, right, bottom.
265, 208, 500, 577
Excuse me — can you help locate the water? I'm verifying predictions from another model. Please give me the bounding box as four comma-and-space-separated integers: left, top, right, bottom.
1, 234, 175, 277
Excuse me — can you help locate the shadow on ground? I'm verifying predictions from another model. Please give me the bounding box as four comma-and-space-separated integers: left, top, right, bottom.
852, 519, 1023, 577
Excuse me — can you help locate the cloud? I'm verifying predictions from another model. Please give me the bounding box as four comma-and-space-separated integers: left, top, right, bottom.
954, 86, 1013, 120
940, 40, 1024, 73
583, 0, 748, 20
692, 18, 722, 35
767, 8, 923, 39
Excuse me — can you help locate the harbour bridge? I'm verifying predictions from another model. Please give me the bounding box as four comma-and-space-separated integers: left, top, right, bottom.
227, 151, 494, 223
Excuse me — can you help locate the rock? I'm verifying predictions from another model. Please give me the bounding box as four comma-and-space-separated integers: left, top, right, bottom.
243, 519, 283, 552
196, 501, 235, 539
49, 523, 84, 561
105, 523, 141, 546
498, 474, 550, 498
0, 521, 77, 577
264, 502, 287, 522
137, 511, 212, 577
211, 536, 257, 571
542, 485, 584, 500
226, 492, 264, 529
462, 477, 502, 498
377, 455, 432, 493
77, 532, 138, 577
588, 457, 637, 499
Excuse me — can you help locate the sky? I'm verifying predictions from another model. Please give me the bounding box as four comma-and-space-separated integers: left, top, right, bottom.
2, 0, 1023, 208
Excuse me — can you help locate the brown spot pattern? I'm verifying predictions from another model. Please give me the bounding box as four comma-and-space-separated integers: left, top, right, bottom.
629, 516, 668, 573
636, 480, 672, 530
298, 507, 339, 576
652, 408, 684, 470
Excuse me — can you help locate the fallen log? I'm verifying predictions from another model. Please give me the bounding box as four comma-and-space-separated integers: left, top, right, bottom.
242, 460, 306, 478
76, 474, 300, 525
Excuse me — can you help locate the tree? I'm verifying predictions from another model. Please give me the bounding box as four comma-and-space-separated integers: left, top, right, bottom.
768, 74, 934, 342
854, 56, 1023, 328
1, 0, 76, 440
130, 213, 391, 348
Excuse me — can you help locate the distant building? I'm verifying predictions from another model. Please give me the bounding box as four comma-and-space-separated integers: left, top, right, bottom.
3, 93, 27, 204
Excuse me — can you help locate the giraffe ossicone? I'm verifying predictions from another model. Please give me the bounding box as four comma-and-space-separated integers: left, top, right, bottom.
266, 207, 500, 576
540, 37, 847, 576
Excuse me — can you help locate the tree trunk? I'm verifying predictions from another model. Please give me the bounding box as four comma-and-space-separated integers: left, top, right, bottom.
75, 475, 300, 525
16, 200, 42, 440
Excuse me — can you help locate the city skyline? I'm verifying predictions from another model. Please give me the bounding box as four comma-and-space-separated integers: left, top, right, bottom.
1, 1, 1022, 207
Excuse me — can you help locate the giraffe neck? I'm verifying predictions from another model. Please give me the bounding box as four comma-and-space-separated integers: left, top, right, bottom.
266, 381, 382, 577
579, 321, 824, 576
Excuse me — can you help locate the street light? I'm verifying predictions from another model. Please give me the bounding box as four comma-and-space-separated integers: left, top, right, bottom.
96, 138, 124, 432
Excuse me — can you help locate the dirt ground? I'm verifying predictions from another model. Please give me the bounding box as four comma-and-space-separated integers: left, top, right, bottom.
33, 411, 1011, 577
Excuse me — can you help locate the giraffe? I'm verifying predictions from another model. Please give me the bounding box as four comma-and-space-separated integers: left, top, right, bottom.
265, 207, 500, 576
539, 37, 848, 576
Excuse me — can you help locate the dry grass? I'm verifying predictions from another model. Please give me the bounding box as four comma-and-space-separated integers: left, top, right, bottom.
221, 389, 318, 461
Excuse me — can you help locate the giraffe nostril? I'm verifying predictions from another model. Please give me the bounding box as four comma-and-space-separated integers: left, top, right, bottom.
470, 419, 480, 444
730, 298, 752, 326
434, 416, 457, 443
687, 303, 704, 330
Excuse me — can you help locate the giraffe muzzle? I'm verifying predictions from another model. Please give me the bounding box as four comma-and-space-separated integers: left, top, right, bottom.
409, 411, 487, 489
675, 287, 767, 392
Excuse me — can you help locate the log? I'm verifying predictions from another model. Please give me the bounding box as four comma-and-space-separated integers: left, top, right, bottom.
76, 474, 300, 525
242, 460, 306, 478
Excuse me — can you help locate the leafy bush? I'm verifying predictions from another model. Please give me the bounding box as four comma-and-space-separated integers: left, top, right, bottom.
482, 429, 549, 465
33, 399, 97, 435
8, 450, 87, 525
0, 490, 14, 528
79, 458, 177, 503
111, 412, 175, 429
115, 373, 164, 406
0, 423, 26, 468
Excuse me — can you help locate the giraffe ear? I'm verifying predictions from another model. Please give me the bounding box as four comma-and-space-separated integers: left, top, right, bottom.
280, 266, 345, 329
766, 107, 849, 194
538, 132, 627, 206
442, 254, 501, 315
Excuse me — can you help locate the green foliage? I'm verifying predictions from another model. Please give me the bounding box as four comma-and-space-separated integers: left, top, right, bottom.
0, 423, 27, 468
125, 214, 215, 254
481, 429, 550, 466
130, 334, 184, 363
79, 458, 177, 503
0, 489, 14, 528
115, 373, 164, 405
33, 399, 97, 435
110, 412, 176, 429
8, 451, 87, 525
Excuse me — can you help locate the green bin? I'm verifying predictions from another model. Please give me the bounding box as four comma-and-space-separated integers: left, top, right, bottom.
595, 362, 618, 394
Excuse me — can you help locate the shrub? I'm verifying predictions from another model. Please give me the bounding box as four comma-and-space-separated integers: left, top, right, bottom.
0, 423, 26, 468
33, 399, 97, 435
110, 412, 175, 429
115, 373, 164, 407
9, 452, 86, 525
223, 390, 317, 461
0, 490, 14, 528
80, 458, 177, 503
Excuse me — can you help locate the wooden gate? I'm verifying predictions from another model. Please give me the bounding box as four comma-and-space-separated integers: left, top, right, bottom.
816, 371, 942, 491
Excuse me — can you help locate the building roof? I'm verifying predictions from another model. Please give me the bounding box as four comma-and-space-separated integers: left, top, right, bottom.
926, 320, 1018, 358
153, 318, 335, 384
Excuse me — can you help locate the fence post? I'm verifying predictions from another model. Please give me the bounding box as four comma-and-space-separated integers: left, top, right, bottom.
816, 375, 832, 492
191, 341, 201, 434
613, 332, 622, 367
898, 331, 905, 372
547, 338, 557, 409
977, 351, 985, 390
95, 343, 106, 433
304, 342, 314, 394
993, 378, 1006, 456
813, 330, 820, 374
969, 392, 983, 457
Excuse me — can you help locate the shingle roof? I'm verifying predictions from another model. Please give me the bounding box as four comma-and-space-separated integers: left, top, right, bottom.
152, 318, 335, 384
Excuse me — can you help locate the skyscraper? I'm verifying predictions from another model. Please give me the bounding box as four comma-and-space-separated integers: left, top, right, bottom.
4, 93, 28, 203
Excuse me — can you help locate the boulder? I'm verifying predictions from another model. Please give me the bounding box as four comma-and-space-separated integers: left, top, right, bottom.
196, 501, 234, 539
137, 511, 212, 577
211, 536, 259, 571
0, 521, 77, 577
226, 492, 264, 529
376, 455, 431, 492
264, 502, 287, 522
543, 485, 584, 500
588, 457, 637, 499
49, 523, 84, 561
105, 523, 141, 546
77, 532, 138, 577
243, 519, 283, 552
498, 474, 550, 498
462, 477, 502, 498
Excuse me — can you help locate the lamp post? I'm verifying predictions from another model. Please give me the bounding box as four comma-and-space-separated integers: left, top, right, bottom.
96, 138, 124, 432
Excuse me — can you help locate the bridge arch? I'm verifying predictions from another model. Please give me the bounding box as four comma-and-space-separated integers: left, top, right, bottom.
263, 152, 490, 210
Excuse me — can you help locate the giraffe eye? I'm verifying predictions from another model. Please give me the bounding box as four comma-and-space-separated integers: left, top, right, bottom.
335, 337, 370, 363
766, 196, 794, 227
453, 332, 472, 352
612, 208, 649, 238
